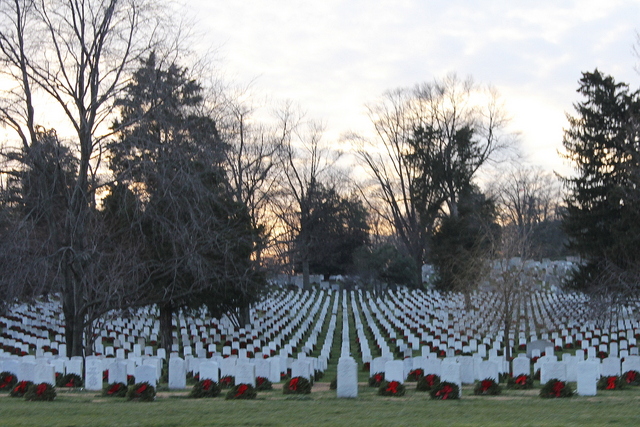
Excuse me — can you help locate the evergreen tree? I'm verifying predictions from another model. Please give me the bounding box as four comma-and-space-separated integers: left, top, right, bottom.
561, 69, 640, 292
107, 53, 262, 352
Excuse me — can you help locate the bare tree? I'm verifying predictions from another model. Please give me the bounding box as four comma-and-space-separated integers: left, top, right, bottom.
352, 74, 512, 283
218, 91, 294, 267
271, 118, 343, 287
489, 164, 562, 258
0, 0, 166, 356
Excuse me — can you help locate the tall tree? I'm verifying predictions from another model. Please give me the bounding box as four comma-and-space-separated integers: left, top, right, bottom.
293, 183, 369, 278
0, 0, 161, 356
107, 53, 262, 354
561, 69, 640, 295
273, 121, 341, 287
354, 74, 510, 284
430, 186, 497, 294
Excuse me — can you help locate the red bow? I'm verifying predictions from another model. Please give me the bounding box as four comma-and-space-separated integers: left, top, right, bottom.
626, 371, 637, 383
386, 381, 399, 393
436, 385, 453, 400
516, 375, 527, 385
289, 377, 299, 391
425, 375, 436, 386
0, 375, 13, 388
480, 380, 493, 392
374, 374, 383, 383
552, 381, 564, 397
136, 384, 148, 394
202, 379, 213, 391
36, 383, 48, 396
13, 381, 28, 394
235, 384, 249, 397
65, 379, 75, 387
606, 376, 617, 390
107, 383, 121, 395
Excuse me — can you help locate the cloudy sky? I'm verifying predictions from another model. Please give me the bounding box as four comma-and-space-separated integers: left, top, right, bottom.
191, 0, 640, 175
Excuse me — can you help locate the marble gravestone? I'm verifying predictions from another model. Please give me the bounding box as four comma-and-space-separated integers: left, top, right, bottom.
337, 356, 358, 398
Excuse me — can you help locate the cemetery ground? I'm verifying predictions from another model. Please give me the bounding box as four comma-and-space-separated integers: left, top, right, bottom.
3, 284, 640, 425
2, 383, 640, 426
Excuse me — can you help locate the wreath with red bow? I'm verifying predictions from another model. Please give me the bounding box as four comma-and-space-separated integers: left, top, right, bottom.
0, 371, 18, 391
24, 382, 56, 401
225, 383, 257, 400
56, 373, 83, 388
429, 381, 460, 400
103, 382, 128, 398
507, 374, 533, 389
473, 378, 501, 395
283, 376, 312, 395
416, 374, 441, 392
126, 382, 156, 401
378, 380, 406, 397
368, 372, 385, 387
597, 375, 625, 390
539, 379, 574, 398
189, 379, 221, 398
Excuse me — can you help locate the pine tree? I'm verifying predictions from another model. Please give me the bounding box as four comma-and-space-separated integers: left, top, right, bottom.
561, 69, 640, 292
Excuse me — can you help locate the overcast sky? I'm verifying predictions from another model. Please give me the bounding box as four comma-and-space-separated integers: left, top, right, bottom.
190, 0, 640, 175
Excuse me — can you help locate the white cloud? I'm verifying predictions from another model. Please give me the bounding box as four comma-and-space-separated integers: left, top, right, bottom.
188, 0, 640, 172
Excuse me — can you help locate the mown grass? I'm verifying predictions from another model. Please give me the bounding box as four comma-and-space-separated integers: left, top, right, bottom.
2, 383, 640, 426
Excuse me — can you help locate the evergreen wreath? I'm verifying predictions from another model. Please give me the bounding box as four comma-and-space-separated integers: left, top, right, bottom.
189, 379, 221, 398
368, 372, 385, 387
126, 382, 156, 401
10, 381, 33, 398
0, 371, 18, 391
507, 374, 534, 389
283, 376, 312, 394
103, 382, 128, 398
24, 382, 56, 401
255, 376, 273, 391
429, 381, 460, 400
378, 380, 406, 397
406, 369, 424, 382
416, 374, 441, 392
539, 379, 574, 398
474, 378, 501, 395
597, 375, 626, 390
622, 370, 640, 386
56, 373, 83, 388
219, 375, 235, 389
225, 383, 257, 400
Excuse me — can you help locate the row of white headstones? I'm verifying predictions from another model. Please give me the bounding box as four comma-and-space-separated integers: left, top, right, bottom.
1, 288, 639, 397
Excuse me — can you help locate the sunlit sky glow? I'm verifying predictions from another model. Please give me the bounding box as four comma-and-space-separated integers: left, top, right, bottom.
190, 1, 638, 175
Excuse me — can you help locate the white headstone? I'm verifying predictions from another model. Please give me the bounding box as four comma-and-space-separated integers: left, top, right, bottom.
135, 364, 157, 387
601, 357, 621, 377
384, 360, 405, 383
33, 363, 55, 385
108, 360, 128, 384
441, 360, 462, 397
577, 361, 598, 396
235, 361, 256, 387
85, 357, 104, 391
199, 361, 220, 382
337, 356, 358, 398
512, 356, 530, 377
540, 361, 566, 384
168, 357, 187, 389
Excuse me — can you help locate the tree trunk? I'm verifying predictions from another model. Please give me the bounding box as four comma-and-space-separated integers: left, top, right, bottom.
239, 306, 251, 329
159, 303, 174, 356
303, 259, 310, 289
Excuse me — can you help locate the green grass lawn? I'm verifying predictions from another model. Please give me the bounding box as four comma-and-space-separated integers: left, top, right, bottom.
2, 384, 640, 427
